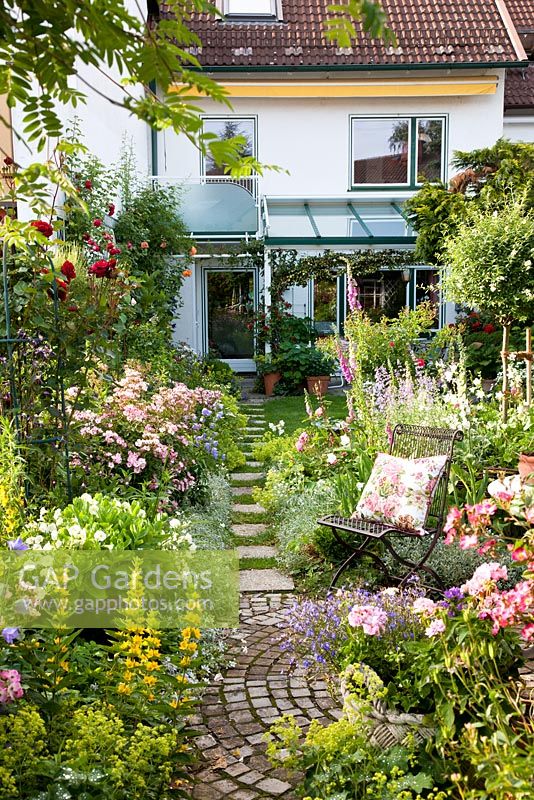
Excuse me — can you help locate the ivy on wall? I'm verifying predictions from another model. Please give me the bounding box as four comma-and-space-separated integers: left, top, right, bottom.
269, 248, 417, 294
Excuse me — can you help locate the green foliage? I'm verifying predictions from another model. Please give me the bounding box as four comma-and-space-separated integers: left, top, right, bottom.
405, 182, 467, 263
114, 183, 192, 325
325, 1, 396, 48
406, 139, 534, 264
274, 343, 336, 394
442, 202, 534, 325
0, 706, 48, 798
340, 303, 436, 381
266, 714, 443, 800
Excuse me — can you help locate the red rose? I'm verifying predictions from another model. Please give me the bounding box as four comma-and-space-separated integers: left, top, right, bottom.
67, 305, 79, 313
108, 203, 115, 216
140, 241, 149, 249
126, 241, 133, 250
4, 156, 14, 166
416, 358, 426, 367
89, 259, 111, 278
389, 341, 395, 348
82, 232, 90, 241
483, 323, 495, 334
106, 243, 121, 255
93, 218, 103, 228
60, 260, 76, 282
84, 180, 93, 190
30, 220, 54, 238
472, 321, 482, 330
47, 278, 68, 301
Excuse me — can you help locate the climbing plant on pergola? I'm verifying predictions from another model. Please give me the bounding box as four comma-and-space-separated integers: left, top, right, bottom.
269, 249, 417, 296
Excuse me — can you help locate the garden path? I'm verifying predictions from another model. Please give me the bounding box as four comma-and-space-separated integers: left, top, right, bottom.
191, 399, 342, 799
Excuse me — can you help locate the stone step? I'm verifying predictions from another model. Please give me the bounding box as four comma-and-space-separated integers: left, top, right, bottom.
245, 427, 265, 433
246, 418, 266, 424
240, 569, 294, 592
232, 503, 266, 514
231, 523, 268, 537
238, 545, 278, 559
231, 472, 265, 481
243, 433, 264, 438
231, 486, 256, 496
245, 461, 263, 468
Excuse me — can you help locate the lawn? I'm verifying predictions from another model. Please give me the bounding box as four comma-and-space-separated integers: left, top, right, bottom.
262, 392, 348, 435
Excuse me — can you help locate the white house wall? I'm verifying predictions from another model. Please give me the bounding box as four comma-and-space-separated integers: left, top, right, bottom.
503, 116, 534, 142
158, 70, 506, 192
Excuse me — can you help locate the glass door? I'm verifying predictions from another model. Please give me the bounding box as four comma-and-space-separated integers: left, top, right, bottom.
204, 270, 256, 371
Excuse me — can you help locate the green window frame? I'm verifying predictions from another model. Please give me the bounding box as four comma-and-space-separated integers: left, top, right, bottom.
349, 115, 447, 191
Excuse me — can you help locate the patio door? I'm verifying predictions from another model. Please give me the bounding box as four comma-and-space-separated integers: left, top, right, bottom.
203, 269, 257, 372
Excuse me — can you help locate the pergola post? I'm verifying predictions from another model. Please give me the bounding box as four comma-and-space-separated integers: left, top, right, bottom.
264, 248, 272, 355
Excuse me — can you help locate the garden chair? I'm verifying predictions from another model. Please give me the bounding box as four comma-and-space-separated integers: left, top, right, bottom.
318, 424, 464, 590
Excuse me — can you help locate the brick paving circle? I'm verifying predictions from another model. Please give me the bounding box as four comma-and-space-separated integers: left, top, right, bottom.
191, 593, 342, 799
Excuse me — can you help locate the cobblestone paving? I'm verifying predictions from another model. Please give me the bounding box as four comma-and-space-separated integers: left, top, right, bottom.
191, 594, 341, 799
191, 398, 341, 798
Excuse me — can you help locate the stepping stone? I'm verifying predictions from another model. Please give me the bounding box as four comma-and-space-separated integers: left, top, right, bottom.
232, 523, 268, 537
245, 427, 264, 433
232, 487, 255, 496
231, 472, 265, 481
245, 461, 262, 468
240, 569, 294, 592
232, 503, 266, 514
238, 546, 277, 558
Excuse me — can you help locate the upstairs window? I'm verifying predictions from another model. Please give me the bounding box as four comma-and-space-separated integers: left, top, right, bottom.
224, 1, 279, 19
201, 117, 256, 177
351, 116, 446, 189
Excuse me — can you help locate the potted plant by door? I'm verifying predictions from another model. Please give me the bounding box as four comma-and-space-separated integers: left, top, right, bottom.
255, 355, 281, 397
305, 349, 336, 397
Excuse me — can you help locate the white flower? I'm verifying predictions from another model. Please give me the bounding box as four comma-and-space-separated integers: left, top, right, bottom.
94, 529, 107, 542
326, 453, 337, 465
340, 434, 350, 447
169, 518, 182, 529
80, 493, 93, 503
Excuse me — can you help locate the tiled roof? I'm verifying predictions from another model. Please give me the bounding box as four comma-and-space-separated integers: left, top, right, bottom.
505, 64, 534, 107
505, 0, 533, 30
164, 0, 526, 68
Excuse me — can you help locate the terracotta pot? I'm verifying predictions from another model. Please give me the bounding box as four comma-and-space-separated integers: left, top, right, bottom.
518, 452, 534, 485
263, 371, 281, 397
306, 375, 330, 397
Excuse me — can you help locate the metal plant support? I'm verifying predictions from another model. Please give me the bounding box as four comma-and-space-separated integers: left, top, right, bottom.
1, 239, 72, 500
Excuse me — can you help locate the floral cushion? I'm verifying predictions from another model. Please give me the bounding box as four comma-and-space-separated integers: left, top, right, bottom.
353, 453, 448, 532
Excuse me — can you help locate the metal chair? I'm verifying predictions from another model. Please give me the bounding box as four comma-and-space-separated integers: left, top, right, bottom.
318, 424, 464, 590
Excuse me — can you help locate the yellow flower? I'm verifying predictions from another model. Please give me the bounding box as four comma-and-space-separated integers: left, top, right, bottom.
143, 675, 157, 687
59, 661, 69, 672
117, 683, 132, 695
123, 671, 133, 682
179, 657, 191, 668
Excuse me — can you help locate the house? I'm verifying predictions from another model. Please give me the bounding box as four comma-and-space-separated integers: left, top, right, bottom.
3, 1, 533, 372
504, 1, 534, 142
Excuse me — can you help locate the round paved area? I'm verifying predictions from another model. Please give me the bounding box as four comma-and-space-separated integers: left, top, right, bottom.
191, 594, 341, 799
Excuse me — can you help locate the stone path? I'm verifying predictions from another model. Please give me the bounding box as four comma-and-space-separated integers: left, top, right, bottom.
192, 398, 341, 798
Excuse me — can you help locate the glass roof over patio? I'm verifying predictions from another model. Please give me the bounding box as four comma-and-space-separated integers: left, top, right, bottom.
261, 197, 416, 246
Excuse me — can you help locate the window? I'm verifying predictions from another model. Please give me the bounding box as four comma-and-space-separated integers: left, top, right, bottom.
202, 117, 256, 176
350, 116, 446, 188
224, 0, 279, 18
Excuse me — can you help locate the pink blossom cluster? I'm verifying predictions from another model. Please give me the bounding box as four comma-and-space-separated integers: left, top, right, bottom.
71, 367, 227, 504
348, 603, 388, 636
295, 431, 309, 452
444, 500, 497, 550
477, 580, 534, 639
0, 669, 24, 704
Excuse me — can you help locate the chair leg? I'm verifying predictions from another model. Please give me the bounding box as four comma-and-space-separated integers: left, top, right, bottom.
382, 531, 445, 591
329, 534, 395, 590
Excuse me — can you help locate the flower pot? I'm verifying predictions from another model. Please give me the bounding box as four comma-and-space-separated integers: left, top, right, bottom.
340, 664, 434, 750
518, 452, 534, 485
306, 375, 330, 397
263, 371, 281, 397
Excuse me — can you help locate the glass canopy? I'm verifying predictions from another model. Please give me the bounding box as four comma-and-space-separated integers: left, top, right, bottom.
179, 183, 258, 237
262, 198, 416, 245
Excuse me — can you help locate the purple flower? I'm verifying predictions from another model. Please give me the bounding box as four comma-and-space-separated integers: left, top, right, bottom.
201, 408, 211, 417
2, 627, 20, 644
444, 587, 464, 601
8, 538, 28, 551
347, 278, 362, 313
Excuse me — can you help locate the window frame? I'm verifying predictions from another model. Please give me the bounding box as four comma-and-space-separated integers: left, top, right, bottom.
200, 115, 258, 178
222, 0, 282, 20
349, 114, 448, 191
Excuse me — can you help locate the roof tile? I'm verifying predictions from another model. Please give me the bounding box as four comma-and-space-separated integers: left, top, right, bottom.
164, 0, 525, 67
505, 63, 534, 107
